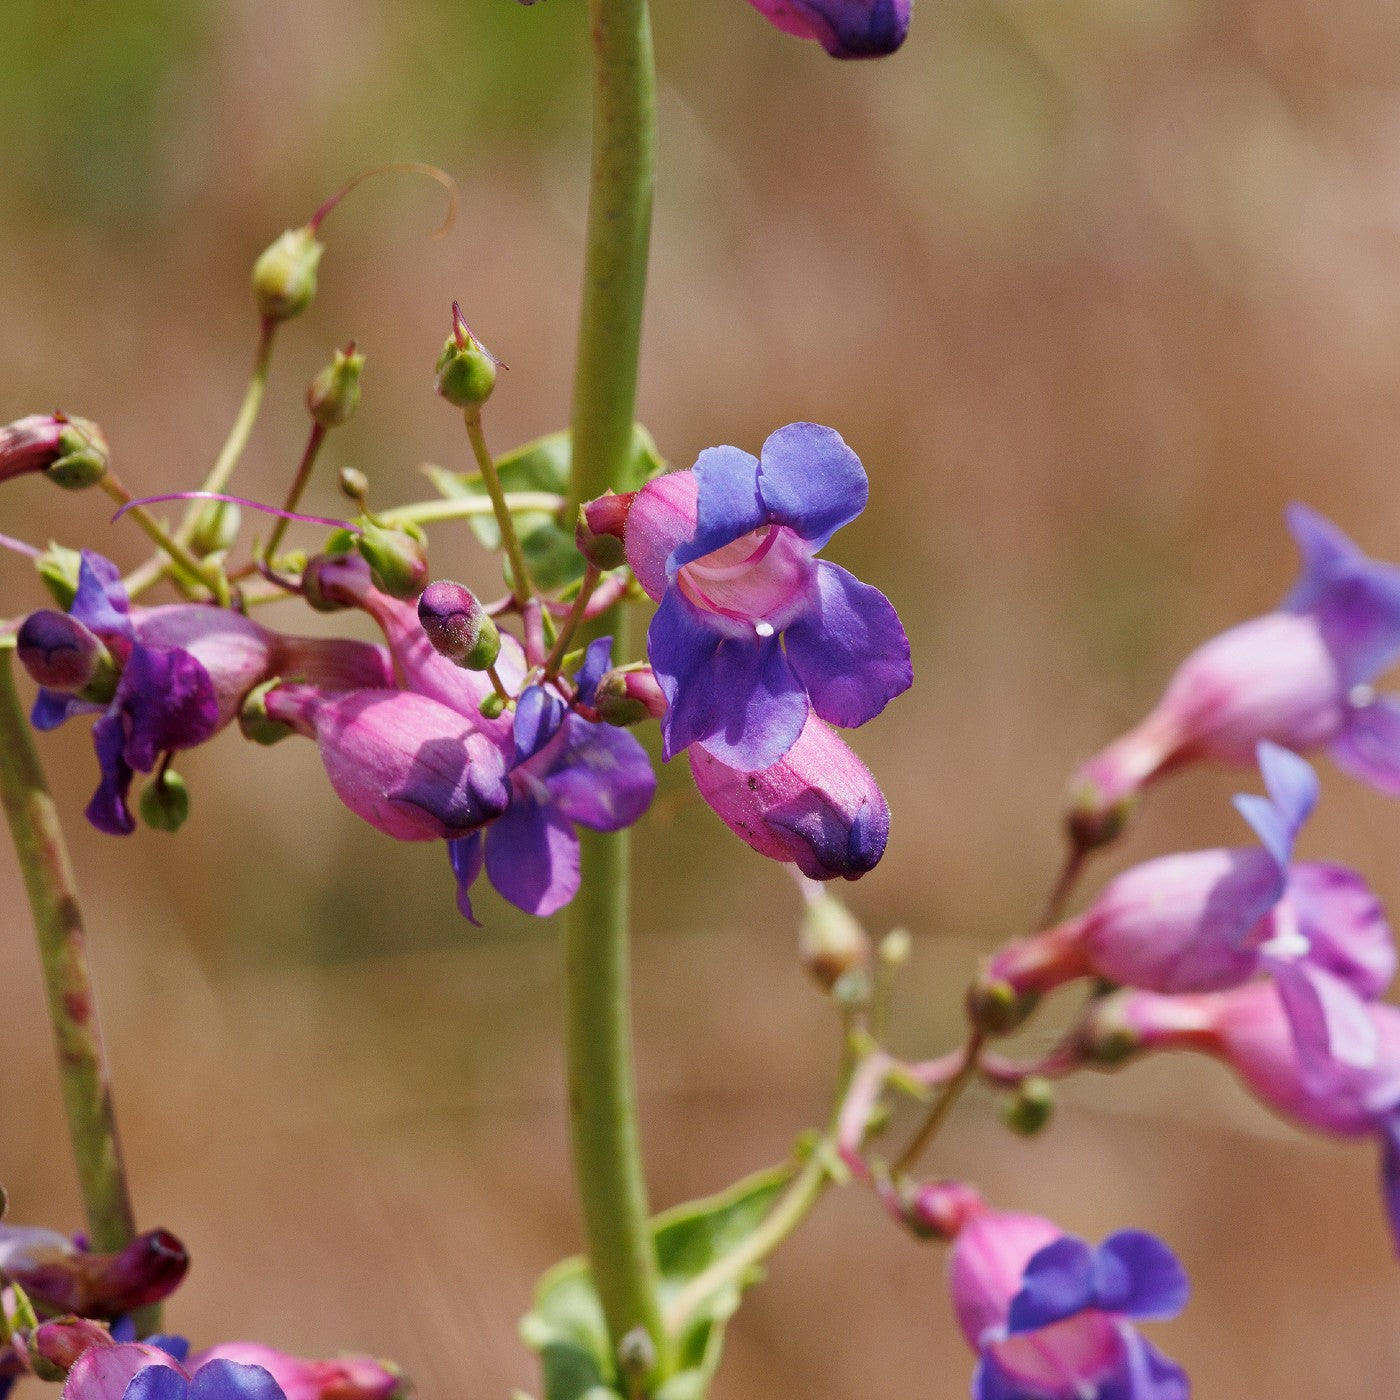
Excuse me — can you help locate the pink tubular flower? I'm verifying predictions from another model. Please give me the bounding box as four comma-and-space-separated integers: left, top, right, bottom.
745, 0, 911, 57
188, 1344, 402, 1400
262, 684, 509, 841
1105, 981, 1400, 1253
948, 1208, 1190, 1399
0, 413, 108, 489
62, 1344, 285, 1400
1070, 506, 1400, 844
688, 711, 889, 879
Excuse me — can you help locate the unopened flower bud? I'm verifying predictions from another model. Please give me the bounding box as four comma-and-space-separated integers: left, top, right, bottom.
302, 550, 372, 612
435, 338, 497, 408
251, 226, 324, 322
17, 611, 114, 697
0, 414, 108, 490
1000, 1077, 1054, 1136
239, 679, 296, 745
480, 692, 506, 720
307, 343, 365, 428
417, 580, 500, 670
966, 975, 1035, 1037
575, 493, 633, 570
593, 667, 666, 727
1065, 780, 1136, 852
187, 498, 241, 557
339, 466, 370, 504
46, 418, 110, 490
35, 542, 84, 608
355, 522, 429, 600
139, 771, 190, 833
903, 1180, 987, 1240
30, 1317, 114, 1377
8, 1227, 187, 1317
799, 892, 871, 992
880, 928, 912, 968
1078, 996, 1146, 1066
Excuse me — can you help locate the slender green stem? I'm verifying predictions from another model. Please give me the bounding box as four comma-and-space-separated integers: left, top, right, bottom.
892, 1030, 985, 1176
0, 651, 137, 1253
1037, 842, 1089, 930
463, 410, 536, 603
99, 475, 231, 607
544, 565, 601, 680
561, 0, 662, 1378
382, 491, 564, 526
177, 318, 276, 545
263, 421, 328, 560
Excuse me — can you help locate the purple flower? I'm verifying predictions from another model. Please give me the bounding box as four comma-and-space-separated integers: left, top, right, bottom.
624, 423, 911, 770
984, 745, 1396, 1083
948, 1208, 1190, 1399
1107, 981, 1400, 1254
745, 0, 911, 57
186, 1345, 401, 1400
1071, 505, 1400, 842
688, 711, 889, 878
447, 661, 657, 920
23, 553, 392, 835
0, 1223, 188, 1318
62, 1345, 285, 1400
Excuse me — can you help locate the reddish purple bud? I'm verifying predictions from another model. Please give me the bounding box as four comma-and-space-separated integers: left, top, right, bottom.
6, 1228, 187, 1317
0, 414, 108, 490
902, 1180, 986, 1240
592, 667, 666, 727
262, 685, 510, 841
689, 713, 889, 879
31, 1317, 115, 1375
303, 551, 374, 612
417, 580, 500, 671
191, 1343, 404, 1400
746, 0, 910, 57
17, 611, 112, 694
576, 492, 634, 570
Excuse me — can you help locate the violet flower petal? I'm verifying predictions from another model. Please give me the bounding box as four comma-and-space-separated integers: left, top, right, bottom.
1092, 1232, 1189, 1321
447, 834, 485, 926
1231, 742, 1317, 873
1283, 862, 1397, 1000
746, 0, 911, 58
1273, 958, 1380, 1088
513, 686, 566, 767
1006, 1236, 1095, 1334
32, 689, 101, 731
1283, 503, 1400, 685
1331, 693, 1400, 794
484, 795, 581, 917
62, 1345, 182, 1400
670, 446, 765, 570
1101, 1331, 1191, 1400
784, 561, 911, 728
970, 1358, 1022, 1400
650, 589, 808, 767
71, 552, 132, 641
575, 637, 614, 708
124, 1371, 188, 1400
117, 645, 219, 771
1380, 1113, 1400, 1257
86, 710, 136, 835
187, 1362, 287, 1400
541, 714, 656, 832
756, 422, 867, 550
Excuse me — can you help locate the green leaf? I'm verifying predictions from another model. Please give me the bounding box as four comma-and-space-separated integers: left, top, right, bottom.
427, 424, 665, 592
520, 1164, 792, 1400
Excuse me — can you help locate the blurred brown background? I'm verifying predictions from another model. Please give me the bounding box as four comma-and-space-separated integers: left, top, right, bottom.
2, 0, 1400, 1393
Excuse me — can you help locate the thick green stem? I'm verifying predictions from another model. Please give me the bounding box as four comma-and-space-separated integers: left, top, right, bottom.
0, 650, 136, 1253
562, 0, 661, 1373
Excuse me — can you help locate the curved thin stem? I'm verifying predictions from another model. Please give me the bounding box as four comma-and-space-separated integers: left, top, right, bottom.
263, 422, 328, 560
0, 650, 137, 1253
891, 1031, 986, 1177
99, 475, 230, 606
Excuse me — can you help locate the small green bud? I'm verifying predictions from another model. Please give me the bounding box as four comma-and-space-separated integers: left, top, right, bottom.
188, 497, 241, 556
239, 679, 295, 745
252, 226, 324, 322
140, 771, 190, 832
966, 976, 1036, 1037
879, 928, 912, 968
435, 302, 499, 407
45, 417, 109, 490
799, 893, 871, 993
35, 542, 84, 609
338, 466, 370, 504
355, 520, 429, 600
1000, 1077, 1054, 1137
479, 692, 506, 720
307, 343, 365, 428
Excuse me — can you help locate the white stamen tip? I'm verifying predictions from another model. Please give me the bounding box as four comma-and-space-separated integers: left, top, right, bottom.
1350, 683, 1376, 707
754, 620, 775, 638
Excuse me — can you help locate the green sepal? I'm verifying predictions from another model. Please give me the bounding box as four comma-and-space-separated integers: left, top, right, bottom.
427, 424, 664, 592
520, 1164, 792, 1400
35, 542, 84, 609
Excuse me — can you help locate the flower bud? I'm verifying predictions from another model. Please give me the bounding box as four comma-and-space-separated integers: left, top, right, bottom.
592, 667, 666, 727
417, 580, 500, 671
139, 771, 190, 832
435, 336, 497, 408
251, 226, 324, 322
354, 522, 429, 600
799, 892, 870, 992
999, 1077, 1054, 1136
0, 414, 108, 490
17, 611, 114, 698
7, 1227, 187, 1317
479, 692, 506, 720
239, 679, 296, 746
339, 466, 370, 504
30, 1317, 114, 1377
575, 493, 633, 570
187, 499, 241, 557
966, 975, 1035, 1037
307, 343, 365, 428
302, 550, 372, 612
902, 1180, 986, 1240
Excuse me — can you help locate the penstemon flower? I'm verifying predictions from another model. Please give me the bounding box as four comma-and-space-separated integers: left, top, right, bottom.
745, 0, 911, 57
948, 1207, 1190, 1399
61, 1345, 285, 1400
623, 422, 911, 770
1071, 506, 1400, 843
186, 1344, 402, 1400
